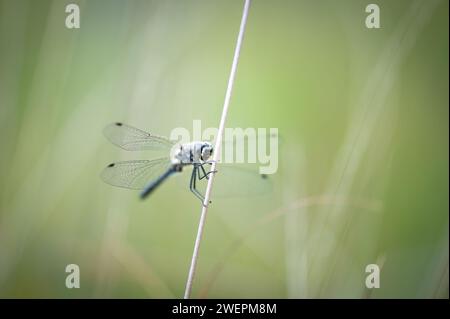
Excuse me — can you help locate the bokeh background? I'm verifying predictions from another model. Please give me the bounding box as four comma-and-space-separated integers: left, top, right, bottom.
0, 0, 448, 298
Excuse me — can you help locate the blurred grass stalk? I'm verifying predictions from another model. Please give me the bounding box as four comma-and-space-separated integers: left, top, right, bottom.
283, 0, 445, 298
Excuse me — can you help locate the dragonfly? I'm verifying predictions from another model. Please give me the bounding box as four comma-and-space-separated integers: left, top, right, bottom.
101, 122, 219, 204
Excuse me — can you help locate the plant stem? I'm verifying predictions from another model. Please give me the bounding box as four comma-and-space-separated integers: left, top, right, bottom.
183, 0, 251, 299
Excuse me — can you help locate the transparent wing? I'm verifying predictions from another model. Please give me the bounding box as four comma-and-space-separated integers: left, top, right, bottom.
219, 132, 282, 159
174, 164, 273, 197
220, 131, 281, 145
100, 157, 173, 190
213, 164, 273, 196
103, 122, 175, 151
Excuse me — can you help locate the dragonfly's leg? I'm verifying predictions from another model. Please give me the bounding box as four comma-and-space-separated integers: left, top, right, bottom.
189, 166, 199, 198
198, 162, 218, 180
189, 166, 195, 193
190, 166, 205, 203
199, 164, 215, 180
197, 165, 204, 180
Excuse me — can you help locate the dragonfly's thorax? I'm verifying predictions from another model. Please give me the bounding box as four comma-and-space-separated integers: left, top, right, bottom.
172, 141, 213, 164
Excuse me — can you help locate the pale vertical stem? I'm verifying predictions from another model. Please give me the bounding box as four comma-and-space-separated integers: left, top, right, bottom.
183, 0, 251, 299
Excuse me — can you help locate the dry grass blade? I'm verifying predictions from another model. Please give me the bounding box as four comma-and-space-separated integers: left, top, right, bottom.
183, 0, 252, 299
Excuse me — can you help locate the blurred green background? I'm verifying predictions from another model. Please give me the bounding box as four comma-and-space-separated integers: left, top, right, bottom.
0, 0, 448, 298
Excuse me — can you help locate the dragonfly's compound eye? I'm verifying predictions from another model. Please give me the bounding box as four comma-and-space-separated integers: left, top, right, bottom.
201, 144, 213, 161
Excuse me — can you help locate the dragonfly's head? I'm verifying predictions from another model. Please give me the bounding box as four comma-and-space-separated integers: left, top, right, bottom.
200, 142, 213, 162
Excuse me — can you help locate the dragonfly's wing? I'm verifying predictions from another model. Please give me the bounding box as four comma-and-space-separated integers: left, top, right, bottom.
220, 131, 280, 145
103, 122, 175, 151
213, 164, 273, 196
100, 157, 173, 190
174, 164, 273, 197
219, 132, 281, 157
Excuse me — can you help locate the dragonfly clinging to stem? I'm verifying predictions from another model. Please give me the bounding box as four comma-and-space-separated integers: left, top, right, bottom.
101, 122, 218, 205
